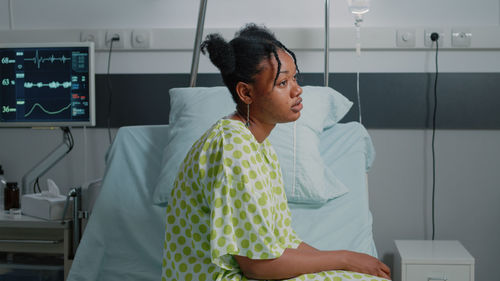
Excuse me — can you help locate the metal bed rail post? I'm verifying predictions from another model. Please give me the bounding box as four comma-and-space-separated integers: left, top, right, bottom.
324, 0, 330, 87
189, 0, 208, 87
189, 0, 331, 88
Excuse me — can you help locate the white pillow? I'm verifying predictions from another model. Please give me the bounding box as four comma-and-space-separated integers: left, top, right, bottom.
153, 87, 235, 204
153, 86, 352, 205
268, 86, 352, 204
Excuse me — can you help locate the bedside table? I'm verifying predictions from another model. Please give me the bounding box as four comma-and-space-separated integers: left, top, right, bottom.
0, 211, 73, 280
394, 240, 474, 281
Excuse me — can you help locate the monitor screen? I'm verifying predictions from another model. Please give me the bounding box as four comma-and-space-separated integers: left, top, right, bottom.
0, 42, 95, 127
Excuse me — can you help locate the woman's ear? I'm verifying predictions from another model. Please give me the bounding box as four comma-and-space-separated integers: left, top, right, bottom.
235, 82, 253, 104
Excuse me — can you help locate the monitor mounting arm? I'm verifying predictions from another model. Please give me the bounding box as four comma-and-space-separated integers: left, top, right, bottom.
21, 128, 72, 194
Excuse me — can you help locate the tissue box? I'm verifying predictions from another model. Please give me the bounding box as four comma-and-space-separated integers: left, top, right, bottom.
21, 193, 73, 220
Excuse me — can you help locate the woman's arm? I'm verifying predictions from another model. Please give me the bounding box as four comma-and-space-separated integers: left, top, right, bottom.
234, 242, 391, 280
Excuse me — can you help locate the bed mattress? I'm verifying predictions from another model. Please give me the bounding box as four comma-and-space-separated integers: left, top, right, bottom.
67, 122, 376, 281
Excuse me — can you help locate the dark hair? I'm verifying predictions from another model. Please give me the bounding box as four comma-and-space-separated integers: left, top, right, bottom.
200, 24, 299, 103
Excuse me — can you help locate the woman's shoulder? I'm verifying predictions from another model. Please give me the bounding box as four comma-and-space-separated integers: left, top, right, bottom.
210, 118, 256, 144
191, 118, 256, 156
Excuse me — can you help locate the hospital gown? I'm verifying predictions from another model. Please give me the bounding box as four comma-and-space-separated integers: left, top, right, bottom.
161, 118, 388, 281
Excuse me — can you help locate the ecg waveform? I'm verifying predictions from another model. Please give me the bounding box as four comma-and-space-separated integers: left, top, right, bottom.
24, 102, 71, 118
24, 50, 71, 69
24, 81, 72, 89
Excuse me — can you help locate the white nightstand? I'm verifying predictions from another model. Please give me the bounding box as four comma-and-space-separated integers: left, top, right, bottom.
0, 211, 73, 279
394, 240, 474, 281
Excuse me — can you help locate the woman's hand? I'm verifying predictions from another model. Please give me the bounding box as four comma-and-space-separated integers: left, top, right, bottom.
341, 251, 391, 279
234, 243, 391, 280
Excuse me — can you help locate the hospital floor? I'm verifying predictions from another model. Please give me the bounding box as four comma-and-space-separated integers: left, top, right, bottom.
0, 253, 64, 281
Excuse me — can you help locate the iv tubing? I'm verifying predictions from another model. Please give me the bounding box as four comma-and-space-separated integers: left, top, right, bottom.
355, 22, 363, 124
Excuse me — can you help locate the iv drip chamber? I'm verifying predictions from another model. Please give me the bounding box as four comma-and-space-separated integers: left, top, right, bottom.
347, 0, 370, 15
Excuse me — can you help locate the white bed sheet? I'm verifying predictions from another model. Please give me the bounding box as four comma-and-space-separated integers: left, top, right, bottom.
68, 125, 169, 281
291, 122, 377, 256
67, 122, 376, 281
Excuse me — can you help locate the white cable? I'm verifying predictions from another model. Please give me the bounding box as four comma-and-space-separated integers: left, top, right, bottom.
8, 0, 14, 30
355, 25, 361, 56
292, 121, 297, 196
356, 70, 362, 124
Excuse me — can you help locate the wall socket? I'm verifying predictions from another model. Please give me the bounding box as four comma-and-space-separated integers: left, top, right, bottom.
424, 29, 444, 47
452, 28, 472, 47
80, 30, 101, 49
105, 30, 125, 48
396, 29, 416, 48
131, 30, 151, 49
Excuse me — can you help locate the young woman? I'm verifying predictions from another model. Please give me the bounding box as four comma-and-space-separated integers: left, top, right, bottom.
161, 24, 391, 281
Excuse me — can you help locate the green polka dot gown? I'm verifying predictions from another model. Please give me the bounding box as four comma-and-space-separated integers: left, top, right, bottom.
161, 119, 388, 281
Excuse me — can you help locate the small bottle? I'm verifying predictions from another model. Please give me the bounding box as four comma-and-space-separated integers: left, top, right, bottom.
4, 182, 20, 211
0, 165, 6, 211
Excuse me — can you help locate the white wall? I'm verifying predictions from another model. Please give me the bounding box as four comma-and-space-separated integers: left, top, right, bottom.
1, 0, 499, 280
4, 0, 499, 28
0, 127, 114, 195
2, 0, 500, 74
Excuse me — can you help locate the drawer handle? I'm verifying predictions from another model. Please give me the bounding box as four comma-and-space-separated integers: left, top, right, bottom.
428, 278, 447, 281
0, 239, 63, 244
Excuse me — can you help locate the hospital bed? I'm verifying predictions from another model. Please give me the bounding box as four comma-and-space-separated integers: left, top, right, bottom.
67, 86, 377, 281
68, 2, 378, 280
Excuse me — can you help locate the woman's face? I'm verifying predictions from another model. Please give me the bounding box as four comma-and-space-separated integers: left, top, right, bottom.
249, 49, 303, 125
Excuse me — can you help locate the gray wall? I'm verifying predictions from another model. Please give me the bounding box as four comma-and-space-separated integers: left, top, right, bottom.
369, 129, 500, 279
1, 0, 499, 280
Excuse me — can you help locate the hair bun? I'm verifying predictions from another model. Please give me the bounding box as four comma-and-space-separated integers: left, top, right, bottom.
236, 23, 276, 42
201, 34, 235, 74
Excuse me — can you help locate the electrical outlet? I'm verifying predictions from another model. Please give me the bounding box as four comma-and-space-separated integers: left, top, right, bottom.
396, 29, 416, 48
424, 29, 444, 47
451, 28, 472, 47
105, 30, 125, 49
80, 30, 102, 49
131, 30, 151, 49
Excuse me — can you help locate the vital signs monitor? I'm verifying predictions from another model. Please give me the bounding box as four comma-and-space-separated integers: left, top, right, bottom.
0, 42, 95, 127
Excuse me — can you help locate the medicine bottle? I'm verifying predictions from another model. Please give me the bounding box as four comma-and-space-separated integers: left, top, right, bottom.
4, 182, 20, 210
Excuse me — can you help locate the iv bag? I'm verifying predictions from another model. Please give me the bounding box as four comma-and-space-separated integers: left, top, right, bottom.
347, 0, 370, 15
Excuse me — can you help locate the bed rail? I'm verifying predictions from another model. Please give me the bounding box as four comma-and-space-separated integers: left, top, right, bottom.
189, 0, 331, 87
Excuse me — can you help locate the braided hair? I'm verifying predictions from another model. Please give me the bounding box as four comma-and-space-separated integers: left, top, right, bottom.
201, 24, 299, 104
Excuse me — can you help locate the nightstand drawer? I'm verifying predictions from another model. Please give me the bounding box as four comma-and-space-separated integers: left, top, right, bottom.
406, 264, 472, 281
